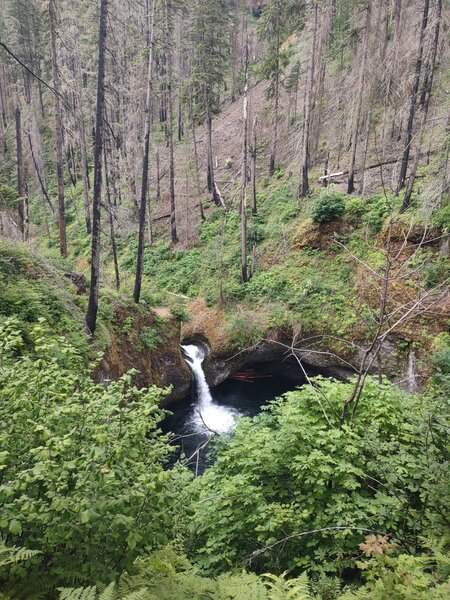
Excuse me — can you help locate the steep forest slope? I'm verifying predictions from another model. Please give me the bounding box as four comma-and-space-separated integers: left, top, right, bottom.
0, 1, 450, 598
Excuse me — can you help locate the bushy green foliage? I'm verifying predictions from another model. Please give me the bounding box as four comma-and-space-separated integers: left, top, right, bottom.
168, 300, 191, 323
362, 195, 391, 233
190, 378, 449, 575
222, 309, 266, 350
340, 545, 450, 599
345, 197, 365, 221
0, 184, 19, 208
431, 203, 450, 230
57, 547, 307, 600
311, 192, 345, 224
244, 249, 357, 339
0, 319, 191, 593
139, 325, 162, 350
0, 240, 88, 357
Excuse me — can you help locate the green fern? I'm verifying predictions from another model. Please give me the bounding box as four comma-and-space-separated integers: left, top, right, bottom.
263, 572, 314, 600
0, 539, 40, 568
0, 542, 40, 569
58, 586, 97, 600
97, 583, 118, 600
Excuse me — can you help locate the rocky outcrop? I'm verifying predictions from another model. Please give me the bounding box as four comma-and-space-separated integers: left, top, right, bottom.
97, 304, 191, 406
182, 300, 416, 390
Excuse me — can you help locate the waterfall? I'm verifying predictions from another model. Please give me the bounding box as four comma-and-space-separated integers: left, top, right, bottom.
181, 344, 239, 435
407, 347, 419, 393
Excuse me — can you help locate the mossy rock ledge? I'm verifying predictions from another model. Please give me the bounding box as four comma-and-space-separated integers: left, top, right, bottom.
96, 305, 191, 406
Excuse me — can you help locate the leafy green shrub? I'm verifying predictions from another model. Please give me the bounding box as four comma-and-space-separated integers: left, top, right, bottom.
340, 544, 450, 599
0, 319, 191, 592
423, 255, 450, 289
169, 300, 191, 323
362, 195, 391, 233
345, 197, 365, 220
0, 184, 19, 208
139, 325, 162, 350
311, 192, 345, 224
191, 378, 449, 576
121, 315, 134, 335
432, 203, 450, 230
223, 309, 265, 350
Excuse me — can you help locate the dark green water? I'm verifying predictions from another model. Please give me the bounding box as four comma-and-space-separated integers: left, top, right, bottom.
162, 371, 302, 474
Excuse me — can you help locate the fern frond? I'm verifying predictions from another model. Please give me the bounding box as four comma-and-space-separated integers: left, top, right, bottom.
0, 539, 41, 567
121, 589, 152, 600
98, 582, 117, 600
262, 571, 313, 600
58, 586, 97, 600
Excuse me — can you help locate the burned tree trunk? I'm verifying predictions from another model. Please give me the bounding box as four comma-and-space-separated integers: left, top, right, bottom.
251, 116, 258, 215
15, 107, 25, 239
269, 9, 280, 177
85, 0, 108, 334
49, 0, 67, 257
300, 2, 318, 198
134, 0, 156, 303
165, 0, 178, 244
402, 0, 441, 212
240, 31, 249, 284
396, 0, 430, 195
347, 2, 372, 194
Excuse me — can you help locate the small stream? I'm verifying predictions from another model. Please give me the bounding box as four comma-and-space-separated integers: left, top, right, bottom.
162, 343, 303, 474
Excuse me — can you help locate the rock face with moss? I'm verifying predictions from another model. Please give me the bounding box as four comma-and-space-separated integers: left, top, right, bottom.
98, 304, 191, 405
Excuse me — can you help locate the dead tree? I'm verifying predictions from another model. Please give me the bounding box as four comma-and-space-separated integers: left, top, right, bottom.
269, 6, 280, 177
49, 0, 67, 257
15, 107, 25, 239
85, 0, 108, 335
300, 2, 318, 198
240, 30, 249, 284
165, 0, 178, 244
396, 0, 430, 195
134, 0, 156, 303
104, 145, 120, 290
251, 116, 258, 215
347, 2, 372, 194
402, 0, 442, 212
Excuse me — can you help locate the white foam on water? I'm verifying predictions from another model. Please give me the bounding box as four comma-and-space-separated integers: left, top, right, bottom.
182, 344, 240, 435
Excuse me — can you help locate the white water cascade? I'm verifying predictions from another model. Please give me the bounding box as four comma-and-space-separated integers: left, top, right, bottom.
181, 344, 240, 435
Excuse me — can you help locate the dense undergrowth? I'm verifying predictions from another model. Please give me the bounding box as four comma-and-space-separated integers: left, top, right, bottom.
1, 142, 449, 600
0, 305, 449, 598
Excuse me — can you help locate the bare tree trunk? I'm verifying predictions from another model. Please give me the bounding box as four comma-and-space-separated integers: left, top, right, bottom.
189, 94, 205, 220
15, 107, 25, 239
396, 0, 430, 195
359, 110, 372, 195
206, 98, 216, 196
402, 0, 442, 212
240, 31, 249, 284
104, 145, 120, 290
134, 0, 156, 303
385, 0, 402, 101
165, 0, 178, 244
0, 69, 7, 159
85, 0, 108, 335
49, 0, 67, 257
347, 2, 372, 194
269, 9, 280, 177
155, 148, 161, 204
251, 116, 258, 215
78, 76, 92, 234
300, 2, 318, 197
26, 131, 55, 213
322, 152, 329, 188
79, 119, 91, 234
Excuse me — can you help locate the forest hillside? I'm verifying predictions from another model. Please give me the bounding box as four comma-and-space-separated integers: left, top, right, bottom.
0, 0, 449, 598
